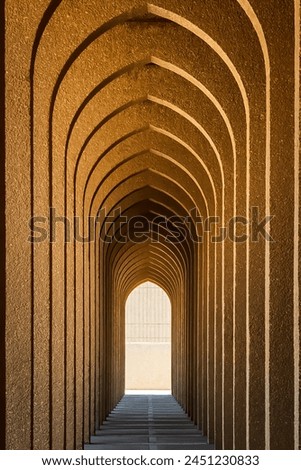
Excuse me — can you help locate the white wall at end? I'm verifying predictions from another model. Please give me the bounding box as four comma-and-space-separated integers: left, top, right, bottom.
125, 343, 171, 390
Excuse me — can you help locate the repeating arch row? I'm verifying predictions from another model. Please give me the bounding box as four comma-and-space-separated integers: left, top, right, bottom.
3, 0, 299, 453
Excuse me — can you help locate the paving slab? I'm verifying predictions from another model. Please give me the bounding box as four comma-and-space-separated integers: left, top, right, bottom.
85, 395, 214, 450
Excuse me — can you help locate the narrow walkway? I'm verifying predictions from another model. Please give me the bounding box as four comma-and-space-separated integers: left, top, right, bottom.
85, 395, 214, 450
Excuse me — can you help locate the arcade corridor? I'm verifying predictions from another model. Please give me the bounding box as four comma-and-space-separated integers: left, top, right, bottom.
1, 0, 300, 450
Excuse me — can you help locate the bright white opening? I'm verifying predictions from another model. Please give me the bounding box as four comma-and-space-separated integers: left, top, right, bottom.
125, 281, 171, 393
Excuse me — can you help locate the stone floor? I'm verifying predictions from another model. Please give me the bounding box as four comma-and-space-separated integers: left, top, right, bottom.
85, 394, 214, 450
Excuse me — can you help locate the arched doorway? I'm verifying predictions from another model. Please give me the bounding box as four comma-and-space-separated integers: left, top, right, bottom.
125, 281, 171, 392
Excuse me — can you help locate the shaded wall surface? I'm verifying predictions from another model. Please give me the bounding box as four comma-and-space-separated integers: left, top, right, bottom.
2, 0, 300, 450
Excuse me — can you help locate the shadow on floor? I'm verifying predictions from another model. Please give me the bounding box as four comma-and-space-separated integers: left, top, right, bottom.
85, 395, 214, 450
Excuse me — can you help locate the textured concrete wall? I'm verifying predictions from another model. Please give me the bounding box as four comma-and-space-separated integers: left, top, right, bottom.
0, 0, 5, 451
2, 0, 300, 451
